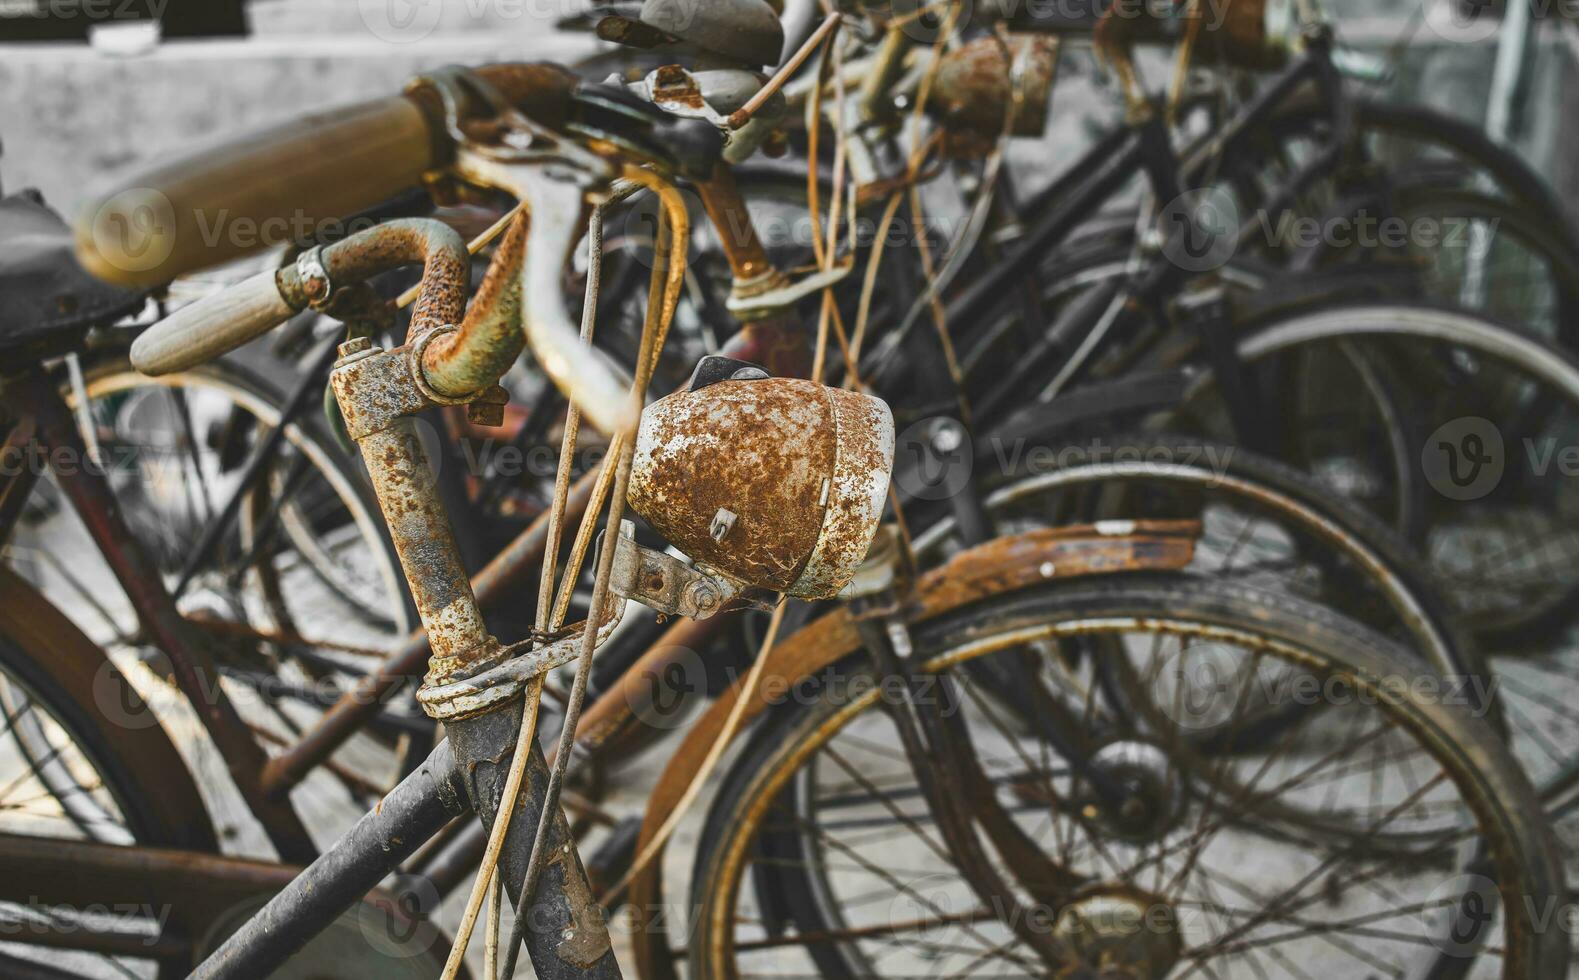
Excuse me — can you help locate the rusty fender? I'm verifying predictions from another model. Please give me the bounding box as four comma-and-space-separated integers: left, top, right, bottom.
626, 520, 1198, 980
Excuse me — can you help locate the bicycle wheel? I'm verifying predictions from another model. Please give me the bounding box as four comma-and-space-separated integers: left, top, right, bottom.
689, 576, 1566, 979
1197, 303, 1579, 642
0, 568, 216, 979
7, 344, 422, 801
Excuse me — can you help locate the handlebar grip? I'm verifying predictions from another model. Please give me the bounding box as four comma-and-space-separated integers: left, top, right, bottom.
77, 96, 436, 289
130, 269, 296, 376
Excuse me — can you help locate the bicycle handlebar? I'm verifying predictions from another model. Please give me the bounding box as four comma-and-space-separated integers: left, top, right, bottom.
75, 63, 580, 289
129, 268, 295, 375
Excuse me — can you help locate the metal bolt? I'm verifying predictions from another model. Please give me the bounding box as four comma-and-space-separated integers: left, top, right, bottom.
709, 508, 737, 544
689, 581, 719, 613
337, 336, 372, 359
466, 385, 510, 428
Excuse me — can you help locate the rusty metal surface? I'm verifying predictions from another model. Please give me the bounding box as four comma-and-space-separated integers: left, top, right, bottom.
278, 218, 468, 339
609, 527, 734, 619
795, 386, 895, 597
422, 209, 531, 398
350, 419, 501, 687
930, 34, 1061, 143
697, 167, 772, 282
630, 378, 892, 599
328, 342, 436, 441
626, 521, 1201, 980
259, 465, 601, 798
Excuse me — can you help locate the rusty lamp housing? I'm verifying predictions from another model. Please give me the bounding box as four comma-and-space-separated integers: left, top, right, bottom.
625, 360, 895, 602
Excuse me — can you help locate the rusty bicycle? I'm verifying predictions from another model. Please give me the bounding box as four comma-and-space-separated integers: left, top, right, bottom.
0, 2, 1571, 978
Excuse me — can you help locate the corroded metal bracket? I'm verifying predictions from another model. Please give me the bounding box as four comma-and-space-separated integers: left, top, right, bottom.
608, 527, 738, 620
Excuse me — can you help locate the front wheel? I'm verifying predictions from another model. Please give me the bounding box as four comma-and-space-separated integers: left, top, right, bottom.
689, 575, 1567, 980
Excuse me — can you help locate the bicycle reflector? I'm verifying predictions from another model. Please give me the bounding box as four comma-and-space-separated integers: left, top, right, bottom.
626, 357, 894, 600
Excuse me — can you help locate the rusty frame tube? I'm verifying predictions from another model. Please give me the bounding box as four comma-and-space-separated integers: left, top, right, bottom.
0, 832, 305, 928
0, 414, 41, 546
279, 218, 469, 341
317, 215, 624, 976
8, 373, 318, 864
696, 166, 773, 282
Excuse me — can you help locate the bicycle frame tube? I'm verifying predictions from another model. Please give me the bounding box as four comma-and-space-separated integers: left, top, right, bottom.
192, 739, 467, 978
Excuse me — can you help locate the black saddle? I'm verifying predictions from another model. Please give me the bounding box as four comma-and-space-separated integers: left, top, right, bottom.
0, 190, 148, 361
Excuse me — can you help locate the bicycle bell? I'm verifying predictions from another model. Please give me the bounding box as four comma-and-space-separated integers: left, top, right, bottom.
626, 356, 895, 600
593, 0, 785, 69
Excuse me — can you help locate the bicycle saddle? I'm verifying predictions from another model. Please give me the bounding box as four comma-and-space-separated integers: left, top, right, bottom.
0, 191, 146, 360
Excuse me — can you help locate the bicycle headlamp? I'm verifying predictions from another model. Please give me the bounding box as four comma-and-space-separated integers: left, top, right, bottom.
626, 358, 895, 600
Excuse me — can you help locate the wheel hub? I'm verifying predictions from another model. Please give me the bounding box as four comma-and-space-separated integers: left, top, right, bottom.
1084, 740, 1184, 844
